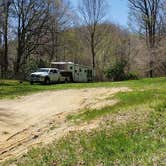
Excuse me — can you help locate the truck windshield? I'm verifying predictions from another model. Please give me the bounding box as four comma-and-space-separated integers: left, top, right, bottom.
37, 69, 49, 73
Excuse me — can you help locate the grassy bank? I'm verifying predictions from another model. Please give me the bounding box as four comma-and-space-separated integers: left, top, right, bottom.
1, 77, 166, 165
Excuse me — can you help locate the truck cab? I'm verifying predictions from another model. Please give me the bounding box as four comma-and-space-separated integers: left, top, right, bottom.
30, 68, 63, 84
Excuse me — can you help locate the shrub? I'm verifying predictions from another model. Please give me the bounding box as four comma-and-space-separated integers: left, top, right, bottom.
21, 59, 49, 80
125, 72, 138, 80
105, 61, 138, 81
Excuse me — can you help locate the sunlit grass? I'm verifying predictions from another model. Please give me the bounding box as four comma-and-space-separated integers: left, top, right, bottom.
1, 77, 166, 166
0, 77, 166, 99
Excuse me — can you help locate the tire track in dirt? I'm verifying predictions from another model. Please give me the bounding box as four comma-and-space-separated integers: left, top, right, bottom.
0, 87, 131, 162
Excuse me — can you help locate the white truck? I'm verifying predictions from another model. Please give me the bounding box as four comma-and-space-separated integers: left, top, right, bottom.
30, 62, 93, 84
30, 68, 65, 85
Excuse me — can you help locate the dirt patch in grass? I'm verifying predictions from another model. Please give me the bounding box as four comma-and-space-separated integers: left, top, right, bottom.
0, 87, 131, 163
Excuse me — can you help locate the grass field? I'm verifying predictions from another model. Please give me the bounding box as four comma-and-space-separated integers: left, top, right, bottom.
0, 77, 165, 99
1, 77, 166, 166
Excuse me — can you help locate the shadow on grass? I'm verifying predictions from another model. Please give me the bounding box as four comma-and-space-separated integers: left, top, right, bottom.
0, 83, 16, 86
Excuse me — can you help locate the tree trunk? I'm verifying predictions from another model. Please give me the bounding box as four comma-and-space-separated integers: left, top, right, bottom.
149, 61, 153, 78
15, 42, 22, 76
4, 11, 8, 77
91, 33, 95, 80
15, 28, 22, 76
149, 48, 155, 78
0, 50, 4, 78
2, 1, 9, 78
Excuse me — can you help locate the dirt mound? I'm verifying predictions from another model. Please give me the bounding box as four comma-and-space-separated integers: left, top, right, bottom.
0, 87, 131, 162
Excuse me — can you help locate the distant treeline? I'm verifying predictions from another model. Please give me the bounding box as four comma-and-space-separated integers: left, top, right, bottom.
0, 0, 166, 80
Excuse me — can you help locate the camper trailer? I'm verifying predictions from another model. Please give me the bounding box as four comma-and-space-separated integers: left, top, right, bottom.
51, 62, 93, 82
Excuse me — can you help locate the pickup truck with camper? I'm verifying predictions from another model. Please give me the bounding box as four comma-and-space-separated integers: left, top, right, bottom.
30, 62, 93, 84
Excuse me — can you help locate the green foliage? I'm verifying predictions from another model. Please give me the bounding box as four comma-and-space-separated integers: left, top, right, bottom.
20, 58, 49, 80
22, 60, 38, 80
105, 61, 138, 81
125, 72, 138, 80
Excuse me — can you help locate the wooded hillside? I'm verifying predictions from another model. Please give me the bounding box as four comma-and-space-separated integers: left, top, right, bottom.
0, 0, 166, 80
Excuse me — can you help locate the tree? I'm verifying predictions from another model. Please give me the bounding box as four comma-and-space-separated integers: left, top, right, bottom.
0, 2, 3, 77
78, 0, 107, 79
0, 0, 11, 78
128, 0, 164, 77
43, 0, 72, 62
11, 0, 49, 75
161, 0, 166, 35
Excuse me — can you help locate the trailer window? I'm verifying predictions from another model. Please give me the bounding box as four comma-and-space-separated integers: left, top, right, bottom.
79, 69, 82, 72
70, 66, 73, 70
52, 64, 65, 70
88, 70, 92, 77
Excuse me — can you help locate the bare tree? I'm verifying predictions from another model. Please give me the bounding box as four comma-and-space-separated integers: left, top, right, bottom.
0, 0, 11, 78
128, 0, 164, 77
11, 0, 49, 75
0, 2, 3, 77
44, 0, 72, 62
78, 0, 107, 79
161, 0, 166, 35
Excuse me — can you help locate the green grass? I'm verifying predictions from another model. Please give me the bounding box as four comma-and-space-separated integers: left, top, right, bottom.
1, 77, 166, 166
0, 77, 165, 99
67, 80, 166, 122
4, 102, 166, 166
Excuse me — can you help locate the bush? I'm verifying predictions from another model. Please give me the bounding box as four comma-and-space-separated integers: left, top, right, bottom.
105, 61, 138, 81
125, 72, 138, 80
21, 59, 49, 80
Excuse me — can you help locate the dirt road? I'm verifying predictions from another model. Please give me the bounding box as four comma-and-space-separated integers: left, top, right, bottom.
0, 87, 130, 162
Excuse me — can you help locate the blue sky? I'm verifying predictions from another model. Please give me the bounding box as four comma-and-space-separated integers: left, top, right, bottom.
71, 0, 129, 27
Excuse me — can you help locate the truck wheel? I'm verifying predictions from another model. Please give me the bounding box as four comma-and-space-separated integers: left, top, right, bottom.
44, 77, 50, 85
69, 76, 73, 83
65, 78, 68, 83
